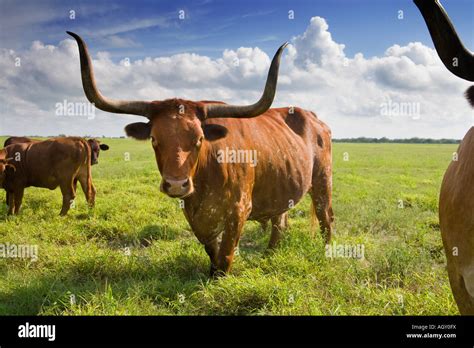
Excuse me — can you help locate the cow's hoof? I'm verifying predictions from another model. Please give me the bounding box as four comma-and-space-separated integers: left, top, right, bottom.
209, 265, 218, 278
210, 267, 226, 279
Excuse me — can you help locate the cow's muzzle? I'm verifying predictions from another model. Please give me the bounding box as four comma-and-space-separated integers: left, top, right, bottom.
160, 177, 194, 198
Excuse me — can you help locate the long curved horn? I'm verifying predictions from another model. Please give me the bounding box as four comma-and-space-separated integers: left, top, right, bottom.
205, 42, 288, 119
67, 31, 152, 116
414, 0, 474, 81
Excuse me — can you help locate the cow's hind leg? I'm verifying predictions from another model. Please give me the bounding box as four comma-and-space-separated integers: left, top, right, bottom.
268, 212, 288, 249
59, 179, 76, 216
78, 170, 95, 207
310, 168, 333, 244
75, 161, 95, 208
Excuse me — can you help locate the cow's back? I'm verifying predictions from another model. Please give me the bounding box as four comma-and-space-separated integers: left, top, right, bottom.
4, 136, 37, 147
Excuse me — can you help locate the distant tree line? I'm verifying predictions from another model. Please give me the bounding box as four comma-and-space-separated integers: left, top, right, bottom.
333, 137, 460, 144
1, 135, 461, 144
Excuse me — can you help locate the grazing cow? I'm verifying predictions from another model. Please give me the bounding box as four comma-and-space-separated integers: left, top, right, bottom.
68, 31, 333, 276
2, 137, 97, 216
3, 137, 109, 206
415, 0, 474, 314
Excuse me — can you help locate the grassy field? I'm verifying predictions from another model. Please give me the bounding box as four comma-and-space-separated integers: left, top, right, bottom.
0, 137, 459, 315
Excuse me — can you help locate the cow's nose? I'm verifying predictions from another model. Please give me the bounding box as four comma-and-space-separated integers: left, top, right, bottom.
162, 178, 192, 197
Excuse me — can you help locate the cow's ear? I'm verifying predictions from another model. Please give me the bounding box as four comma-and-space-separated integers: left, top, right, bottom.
125, 122, 151, 140
99, 144, 110, 151
203, 124, 228, 141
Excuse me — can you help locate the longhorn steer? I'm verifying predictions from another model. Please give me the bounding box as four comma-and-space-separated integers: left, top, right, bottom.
68, 32, 333, 276
2, 137, 98, 216
415, 0, 474, 314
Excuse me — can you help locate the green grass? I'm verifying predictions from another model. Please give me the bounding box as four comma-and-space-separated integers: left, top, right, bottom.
0, 138, 459, 315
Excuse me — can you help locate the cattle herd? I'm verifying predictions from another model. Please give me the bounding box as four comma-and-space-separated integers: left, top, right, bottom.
0, 0, 472, 315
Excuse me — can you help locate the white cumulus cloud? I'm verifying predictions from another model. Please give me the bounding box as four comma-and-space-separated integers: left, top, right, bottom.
0, 16, 472, 139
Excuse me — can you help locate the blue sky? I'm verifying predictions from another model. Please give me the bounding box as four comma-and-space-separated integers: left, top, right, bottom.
2, 0, 472, 60
0, 0, 473, 138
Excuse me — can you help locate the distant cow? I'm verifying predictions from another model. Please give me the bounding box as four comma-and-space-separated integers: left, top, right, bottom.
2, 137, 100, 215
3, 137, 109, 207
68, 31, 333, 276
415, 0, 474, 314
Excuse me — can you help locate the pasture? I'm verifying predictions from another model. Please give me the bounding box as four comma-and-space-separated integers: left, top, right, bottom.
0, 137, 459, 315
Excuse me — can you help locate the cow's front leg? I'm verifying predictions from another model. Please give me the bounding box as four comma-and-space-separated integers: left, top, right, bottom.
10, 188, 25, 215
215, 216, 245, 276
59, 179, 76, 216
204, 238, 219, 277
7, 190, 15, 215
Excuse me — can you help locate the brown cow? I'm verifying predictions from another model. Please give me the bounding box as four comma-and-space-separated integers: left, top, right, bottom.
415, 0, 474, 314
2, 137, 97, 216
68, 31, 333, 276
3, 136, 109, 206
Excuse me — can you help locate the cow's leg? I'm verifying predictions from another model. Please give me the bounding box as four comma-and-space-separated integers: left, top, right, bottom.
215, 215, 245, 277
268, 212, 288, 249
76, 162, 95, 208
59, 179, 76, 216
310, 168, 333, 244
5, 191, 9, 207
7, 190, 15, 215
78, 171, 95, 207
12, 188, 24, 215
204, 238, 219, 277
448, 270, 474, 315
90, 183, 97, 207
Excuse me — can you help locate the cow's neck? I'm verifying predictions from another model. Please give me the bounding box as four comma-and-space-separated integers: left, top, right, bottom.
183, 140, 216, 218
